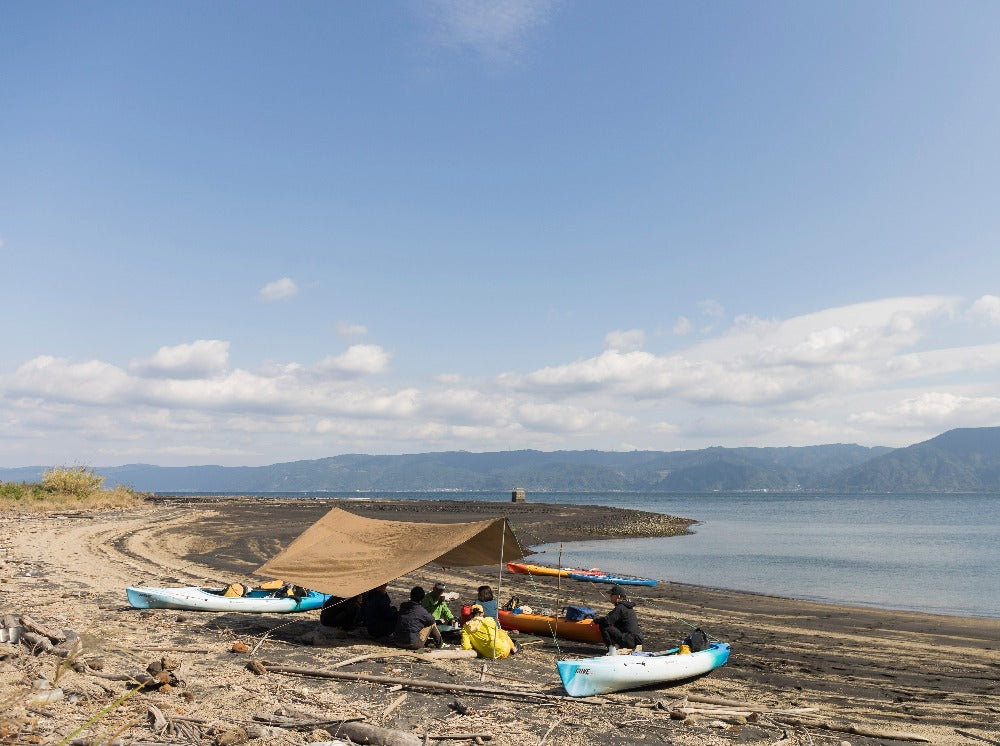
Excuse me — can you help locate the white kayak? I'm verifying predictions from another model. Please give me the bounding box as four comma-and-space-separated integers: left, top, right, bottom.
557, 642, 730, 697
126, 586, 329, 613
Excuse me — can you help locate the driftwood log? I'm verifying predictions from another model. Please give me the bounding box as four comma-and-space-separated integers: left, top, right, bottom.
257, 661, 604, 704
19, 631, 54, 655
20, 614, 67, 643
326, 721, 422, 746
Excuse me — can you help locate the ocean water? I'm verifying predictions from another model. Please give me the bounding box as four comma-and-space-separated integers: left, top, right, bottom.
529, 492, 1000, 619
180, 490, 999, 619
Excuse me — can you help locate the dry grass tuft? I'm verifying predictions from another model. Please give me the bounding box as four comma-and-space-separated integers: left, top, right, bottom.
0, 466, 148, 514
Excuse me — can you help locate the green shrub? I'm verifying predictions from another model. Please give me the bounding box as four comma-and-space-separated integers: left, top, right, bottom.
41, 466, 105, 496
0, 481, 27, 500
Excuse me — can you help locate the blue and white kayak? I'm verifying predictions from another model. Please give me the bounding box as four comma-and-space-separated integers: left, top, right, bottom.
557, 642, 730, 697
566, 571, 657, 587
126, 586, 329, 613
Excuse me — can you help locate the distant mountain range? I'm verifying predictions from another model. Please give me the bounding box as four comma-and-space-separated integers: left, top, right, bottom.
3, 427, 1000, 494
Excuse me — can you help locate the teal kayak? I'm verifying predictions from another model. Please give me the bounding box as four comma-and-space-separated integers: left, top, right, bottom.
126, 586, 329, 613
558, 642, 730, 696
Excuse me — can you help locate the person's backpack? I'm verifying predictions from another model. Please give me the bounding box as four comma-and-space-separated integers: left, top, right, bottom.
223, 583, 246, 597
683, 628, 710, 652
563, 606, 595, 622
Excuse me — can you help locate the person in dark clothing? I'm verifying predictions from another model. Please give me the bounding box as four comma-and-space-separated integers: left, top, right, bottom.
361, 583, 398, 639
594, 584, 642, 654
320, 594, 362, 630
393, 586, 446, 649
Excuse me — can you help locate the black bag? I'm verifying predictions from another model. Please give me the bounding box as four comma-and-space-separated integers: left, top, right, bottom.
683, 628, 710, 652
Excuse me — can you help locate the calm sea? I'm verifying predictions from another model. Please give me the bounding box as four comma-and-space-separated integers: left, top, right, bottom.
181, 490, 999, 619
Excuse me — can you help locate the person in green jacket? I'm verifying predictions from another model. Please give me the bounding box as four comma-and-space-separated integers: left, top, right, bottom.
421, 582, 456, 624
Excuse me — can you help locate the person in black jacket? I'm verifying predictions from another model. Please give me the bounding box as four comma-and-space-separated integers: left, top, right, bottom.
393, 586, 446, 649
360, 583, 398, 639
320, 594, 362, 630
594, 584, 643, 654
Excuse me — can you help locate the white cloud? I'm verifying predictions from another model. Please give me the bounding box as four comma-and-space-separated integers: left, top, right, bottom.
850, 391, 1000, 428
129, 340, 230, 379
258, 277, 298, 301
604, 328, 645, 352
672, 317, 692, 335
698, 299, 725, 318
506, 296, 971, 408
969, 294, 1000, 325
418, 0, 558, 64
336, 321, 369, 338
316, 344, 391, 377
9, 356, 133, 403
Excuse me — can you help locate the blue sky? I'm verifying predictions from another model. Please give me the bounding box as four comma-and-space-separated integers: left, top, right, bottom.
2, 1, 1000, 467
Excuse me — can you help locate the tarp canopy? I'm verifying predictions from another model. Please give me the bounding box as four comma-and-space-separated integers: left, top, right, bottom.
253, 507, 530, 599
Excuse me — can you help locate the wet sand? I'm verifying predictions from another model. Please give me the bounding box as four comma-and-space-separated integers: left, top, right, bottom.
1, 496, 997, 745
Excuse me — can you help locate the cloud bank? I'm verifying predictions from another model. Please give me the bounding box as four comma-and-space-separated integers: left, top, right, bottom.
2, 295, 999, 466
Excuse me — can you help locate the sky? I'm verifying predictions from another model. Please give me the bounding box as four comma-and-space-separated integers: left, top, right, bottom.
2, 1, 1000, 468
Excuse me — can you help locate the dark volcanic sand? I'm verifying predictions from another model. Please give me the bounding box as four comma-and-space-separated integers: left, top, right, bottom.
168, 496, 1000, 742
3, 496, 997, 746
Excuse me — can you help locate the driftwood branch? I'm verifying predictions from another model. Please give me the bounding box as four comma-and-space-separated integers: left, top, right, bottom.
257, 660, 603, 704
771, 715, 932, 743
428, 734, 492, 741
333, 651, 420, 668
383, 693, 408, 720
955, 729, 1000, 745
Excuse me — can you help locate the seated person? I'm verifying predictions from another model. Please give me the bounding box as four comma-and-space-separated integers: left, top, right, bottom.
393, 586, 446, 650
421, 582, 456, 625
461, 604, 518, 659
320, 594, 363, 630
594, 584, 643, 654
475, 585, 499, 624
360, 583, 397, 639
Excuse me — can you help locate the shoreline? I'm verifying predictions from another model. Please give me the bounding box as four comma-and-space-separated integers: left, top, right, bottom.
2, 497, 998, 745
157, 494, 998, 621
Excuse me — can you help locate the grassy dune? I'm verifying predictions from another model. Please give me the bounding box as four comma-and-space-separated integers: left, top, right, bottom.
0, 466, 147, 513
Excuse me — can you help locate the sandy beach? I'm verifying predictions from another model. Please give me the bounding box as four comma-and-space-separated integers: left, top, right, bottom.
1, 496, 997, 746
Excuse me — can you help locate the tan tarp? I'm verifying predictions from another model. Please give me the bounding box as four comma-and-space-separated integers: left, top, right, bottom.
253, 507, 529, 599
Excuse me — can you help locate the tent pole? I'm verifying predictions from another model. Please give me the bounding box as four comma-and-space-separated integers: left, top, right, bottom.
556, 542, 563, 613
494, 523, 507, 661
496, 522, 506, 607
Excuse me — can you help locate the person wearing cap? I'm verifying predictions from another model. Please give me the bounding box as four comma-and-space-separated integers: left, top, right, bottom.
421, 582, 456, 624
393, 586, 447, 649
594, 584, 643, 655
460, 603, 518, 659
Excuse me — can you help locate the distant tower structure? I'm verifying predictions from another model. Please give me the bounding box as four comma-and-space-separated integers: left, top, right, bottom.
511, 487, 526, 503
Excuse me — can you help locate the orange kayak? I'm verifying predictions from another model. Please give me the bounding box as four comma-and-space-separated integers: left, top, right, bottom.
505, 562, 572, 578
499, 609, 604, 644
